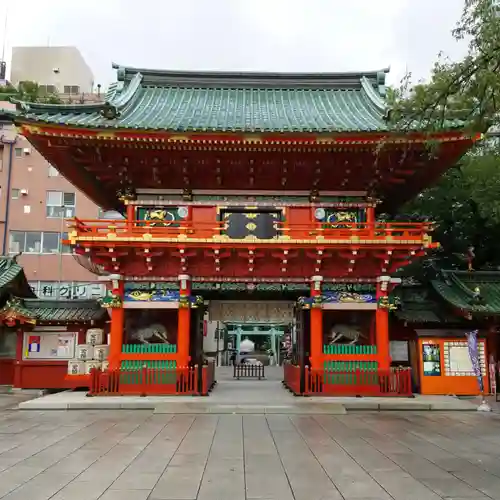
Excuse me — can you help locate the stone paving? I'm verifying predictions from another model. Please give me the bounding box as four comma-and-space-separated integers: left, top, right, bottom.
1, 408, 500, 500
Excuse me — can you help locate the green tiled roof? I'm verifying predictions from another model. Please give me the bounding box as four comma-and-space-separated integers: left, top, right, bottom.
0, 257, 36, 298
0, 297, 106, 324
0, 258, 23, 291
393, 285, 464, 324
11, 65, 395, 133
395, 306, 442, 323
431, 270, 500, 315
22, 299, 107, 323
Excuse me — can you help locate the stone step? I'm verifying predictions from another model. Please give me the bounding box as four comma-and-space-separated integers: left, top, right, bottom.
154, 402, 347, 414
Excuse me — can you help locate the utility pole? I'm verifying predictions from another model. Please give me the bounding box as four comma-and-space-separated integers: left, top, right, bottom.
0, 6, 8, 81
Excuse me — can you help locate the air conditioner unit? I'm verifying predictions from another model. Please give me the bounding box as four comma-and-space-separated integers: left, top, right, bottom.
20, 188, 28, 196
23, 148, 31, 155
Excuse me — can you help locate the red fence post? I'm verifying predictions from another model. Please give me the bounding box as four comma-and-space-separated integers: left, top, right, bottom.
193, 365, 199, 395
304, 366, 310, 395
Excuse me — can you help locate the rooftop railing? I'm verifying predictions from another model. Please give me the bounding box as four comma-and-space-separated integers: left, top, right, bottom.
67, 219, 435, 246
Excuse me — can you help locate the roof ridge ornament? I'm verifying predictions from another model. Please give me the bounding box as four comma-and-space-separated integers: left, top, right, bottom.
117, 186, 136, 202
101, 101, 120, 120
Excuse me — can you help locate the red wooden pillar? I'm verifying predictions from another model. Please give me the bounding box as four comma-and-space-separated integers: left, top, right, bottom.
108, 279, 124, 370
376, 276, 391, 370
310, 275, 323, 370
13, 328, 24, 388
366, 205, 375, 237
126, 203, 135, 232
178, 274, 191, 367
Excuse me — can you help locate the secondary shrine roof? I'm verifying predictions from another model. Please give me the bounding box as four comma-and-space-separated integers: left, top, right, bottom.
393, 285, 467, 324
0, 298, 107, 324
0, 257, 36, 299
431, 270, 500, 316
12, 65, 396, 132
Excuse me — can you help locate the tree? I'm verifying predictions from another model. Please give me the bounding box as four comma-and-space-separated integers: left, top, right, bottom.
391, 0, 500, 134
391, 0, 500, 271
403, 152, 500, 270
0, 80, 62, 104
17, 81, 62, 104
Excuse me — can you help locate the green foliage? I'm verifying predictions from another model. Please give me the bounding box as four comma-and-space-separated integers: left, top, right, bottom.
0, 82, 18, 101
400, 142, 500, 270
17, 81, 62, 104
0, 81, 62, 104
391, 0, 500, 271
390, 0, 500, 133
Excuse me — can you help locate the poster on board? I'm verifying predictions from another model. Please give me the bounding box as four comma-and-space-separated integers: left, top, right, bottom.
422, 343, 441, 376
28, 335, 41, 353
57, 335, 73, 358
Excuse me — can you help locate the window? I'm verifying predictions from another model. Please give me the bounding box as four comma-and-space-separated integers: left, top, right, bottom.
46, 191, 76, 217
8, 231, 26, 253
63, 85, 80, 95
41, 232, 60, 253
61, 232, 72, 254
11, 188, 20, 199
25, 232, 42, 253
8, 231, 68, 254
48, 164, 59, 177
14, 148, 22, 158
39, 85, 57, 95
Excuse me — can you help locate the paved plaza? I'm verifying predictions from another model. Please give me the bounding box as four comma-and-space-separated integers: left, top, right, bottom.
1, 405, 500, 500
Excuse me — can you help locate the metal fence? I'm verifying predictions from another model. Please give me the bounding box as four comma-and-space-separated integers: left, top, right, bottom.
233, 363, 265, 380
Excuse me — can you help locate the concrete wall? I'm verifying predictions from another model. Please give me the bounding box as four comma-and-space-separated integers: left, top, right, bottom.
11, 46, 94, 94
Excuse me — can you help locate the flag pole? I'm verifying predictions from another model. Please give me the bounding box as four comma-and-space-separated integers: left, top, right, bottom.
466, 330, 492, 412
477, 390, 491, 412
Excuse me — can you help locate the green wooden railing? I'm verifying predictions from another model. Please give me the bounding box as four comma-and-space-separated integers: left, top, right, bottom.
323, 344, 377, 355
120, 360, 178, 385
121, 360, 177, 370
122, 344, 177, 354
324, 361, 378, 371
323, 360, 378, 385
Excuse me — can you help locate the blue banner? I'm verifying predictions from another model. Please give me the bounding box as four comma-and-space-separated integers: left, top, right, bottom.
124, 289, 180, 302
466, 330, 484, 393
322, 292, 376, 304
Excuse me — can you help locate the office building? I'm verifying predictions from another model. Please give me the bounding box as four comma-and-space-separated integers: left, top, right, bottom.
0, 47, 108, 299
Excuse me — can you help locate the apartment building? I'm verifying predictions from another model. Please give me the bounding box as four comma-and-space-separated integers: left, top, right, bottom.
0, 47, 109, 300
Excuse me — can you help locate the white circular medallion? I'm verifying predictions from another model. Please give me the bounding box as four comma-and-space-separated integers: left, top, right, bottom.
177, 206, 189, 219
314, 207, 326, 221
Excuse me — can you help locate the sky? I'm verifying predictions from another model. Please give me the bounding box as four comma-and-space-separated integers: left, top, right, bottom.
0, 0, 467, 89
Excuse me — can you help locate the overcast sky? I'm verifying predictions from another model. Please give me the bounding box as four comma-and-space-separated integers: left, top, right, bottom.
1, 0, 466, 88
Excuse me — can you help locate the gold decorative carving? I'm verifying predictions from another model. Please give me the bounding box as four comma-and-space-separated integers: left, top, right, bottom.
168, 135, 190, 142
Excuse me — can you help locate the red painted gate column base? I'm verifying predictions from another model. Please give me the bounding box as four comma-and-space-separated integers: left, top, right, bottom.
376, 276, 391, 370
177, 274, 191, 367
108, 278, 125, 370
310, 275, 323, 370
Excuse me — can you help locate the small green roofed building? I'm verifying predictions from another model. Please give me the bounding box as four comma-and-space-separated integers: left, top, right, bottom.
0, 257, 107, 389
